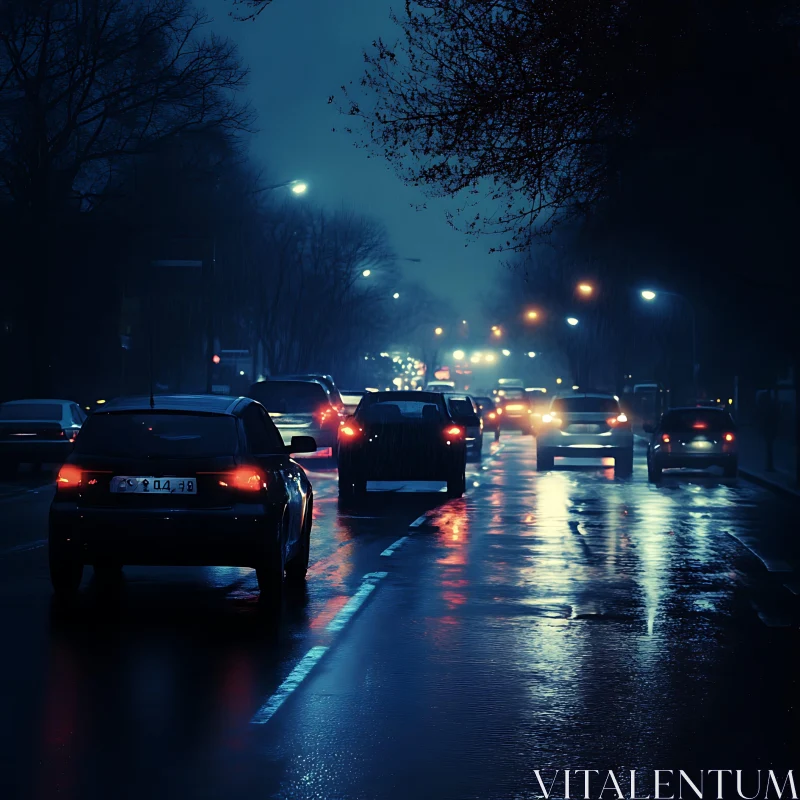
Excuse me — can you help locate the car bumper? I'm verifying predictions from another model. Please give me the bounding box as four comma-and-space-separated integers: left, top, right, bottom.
502, 414, 533, 431
49, 502, 284, 567
652, 452, 737, 470
0, 441, 73, 463
340, 447, 464, 481
538, 430, 633, 454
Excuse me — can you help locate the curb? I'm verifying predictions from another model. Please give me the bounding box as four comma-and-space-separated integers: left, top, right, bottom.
739, 468, 800, 501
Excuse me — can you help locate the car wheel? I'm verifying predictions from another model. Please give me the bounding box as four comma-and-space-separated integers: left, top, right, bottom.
0, 460, 18, 479
536, 448, 554, 471
647, 461, 663, 483
286, 494, 312, 582
615, 450, 634, 477
50, 547, 83, 599
723, 459, 738, 479
447, 467, 465, 498
256, 520, 286, 608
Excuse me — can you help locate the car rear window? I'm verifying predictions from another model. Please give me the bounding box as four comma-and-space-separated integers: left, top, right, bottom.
661, 410, 735, 431
74, 413, 239, 457
0, 403, 62, 420
448, 399, 477, 417
359, 401, 443, 423
551, 397, 620, 413
248, 382, 328, 413
497, 389, 525, 400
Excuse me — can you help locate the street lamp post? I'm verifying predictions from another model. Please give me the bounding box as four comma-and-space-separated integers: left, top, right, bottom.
641, 289, 698, 399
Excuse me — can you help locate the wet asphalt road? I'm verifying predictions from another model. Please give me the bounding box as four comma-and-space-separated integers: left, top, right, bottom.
0, 435, 798, 799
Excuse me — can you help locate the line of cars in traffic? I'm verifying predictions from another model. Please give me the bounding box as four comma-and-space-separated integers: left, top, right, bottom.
0, 373, 739, 604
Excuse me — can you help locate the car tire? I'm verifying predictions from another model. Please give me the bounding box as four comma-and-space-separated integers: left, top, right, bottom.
723, 459, 739, 479
0, 460, 18, 479
286, 494, 312, 582
50, 547, 83, 599
536, 448, 554, 471
256, 521, 286, 608
615, 450, 634, 477
647, 461, 663, 483
447, 466, 465, 498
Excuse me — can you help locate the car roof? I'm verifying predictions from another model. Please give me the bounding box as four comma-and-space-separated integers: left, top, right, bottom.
250, 379, 327, 392
553, 392, 618, 399
1, 398, 74, 405
665, 406, 729, 413
98, 395, 248, 415
365, 391, 444, 403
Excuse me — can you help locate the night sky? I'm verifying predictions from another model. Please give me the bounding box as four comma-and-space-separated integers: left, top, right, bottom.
205, 0, 506, 324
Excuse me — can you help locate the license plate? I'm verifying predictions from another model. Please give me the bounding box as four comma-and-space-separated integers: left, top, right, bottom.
570, 424, 600, 433
110, 476, 197, 494
690, 440, 712, 449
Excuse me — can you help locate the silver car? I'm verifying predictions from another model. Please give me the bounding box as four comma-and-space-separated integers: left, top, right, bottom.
536, 393, 633, 475
0, 399, 85, 477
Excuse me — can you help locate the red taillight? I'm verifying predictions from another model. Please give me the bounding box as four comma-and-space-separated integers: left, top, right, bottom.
56, 464, 82, 489
445, 425, 463, 437
488, 412, 496, 420
661, 433, 671, 443
724, 432, 735, 442
606, 413, 629, 426
340, 425, 359, 437
692, 422, 708, 429
219, 467, 266, 492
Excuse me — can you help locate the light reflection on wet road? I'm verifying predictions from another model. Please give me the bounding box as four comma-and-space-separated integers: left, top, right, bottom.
0, 436, 797, 799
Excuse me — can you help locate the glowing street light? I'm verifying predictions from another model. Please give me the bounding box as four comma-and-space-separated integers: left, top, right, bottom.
453, 349, 465, 360
526, 310, 539, 321
502, 349, 511, 356
566, 317, 579, 326
577, 283, 594, 296
362, 269, 372, 277
462, 320, 467, 325
493, 328, 502, 338
434, 327, 443, 335
527, 351, 536, 358
491, 325, 499, 331
556, 378, 563, 384
392, 292, 400, 299
290, 181, 308, 195
641, 290, 657, 301
485, 353, 496, 363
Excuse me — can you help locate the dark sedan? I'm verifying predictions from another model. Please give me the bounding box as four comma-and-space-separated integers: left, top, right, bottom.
474, 396, 501, 442
48, 395, 316, 605
337, 391, 467, 500
646, 406, 738, 482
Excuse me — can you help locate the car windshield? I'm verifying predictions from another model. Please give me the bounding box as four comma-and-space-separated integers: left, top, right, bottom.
551, 396, 620, 413
248, 382, 329, 413
359, 400, 443, 423
0, 403, 62, 420
661, 409, 735, 431
74, 413, 239, 457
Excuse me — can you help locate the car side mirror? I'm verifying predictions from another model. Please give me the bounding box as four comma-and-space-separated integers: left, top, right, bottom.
287, 435, 317, 454
643, 423, 655, 433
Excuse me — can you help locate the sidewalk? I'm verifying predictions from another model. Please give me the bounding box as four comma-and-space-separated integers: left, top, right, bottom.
736, 425, 799, 498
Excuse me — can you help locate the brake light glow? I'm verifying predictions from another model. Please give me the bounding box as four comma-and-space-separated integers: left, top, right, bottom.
661, 434, 671, 443
220, 468, 266, 492
606, 414, 629, 426
445, 426, 463, 436
724, 432, 735, 442
506, 404, 524, 411
488, 412, 496, 419
496, 408, 503, 415
56, 465, 82, 487
692, 422, 708, 429
340, 425, 359, 437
